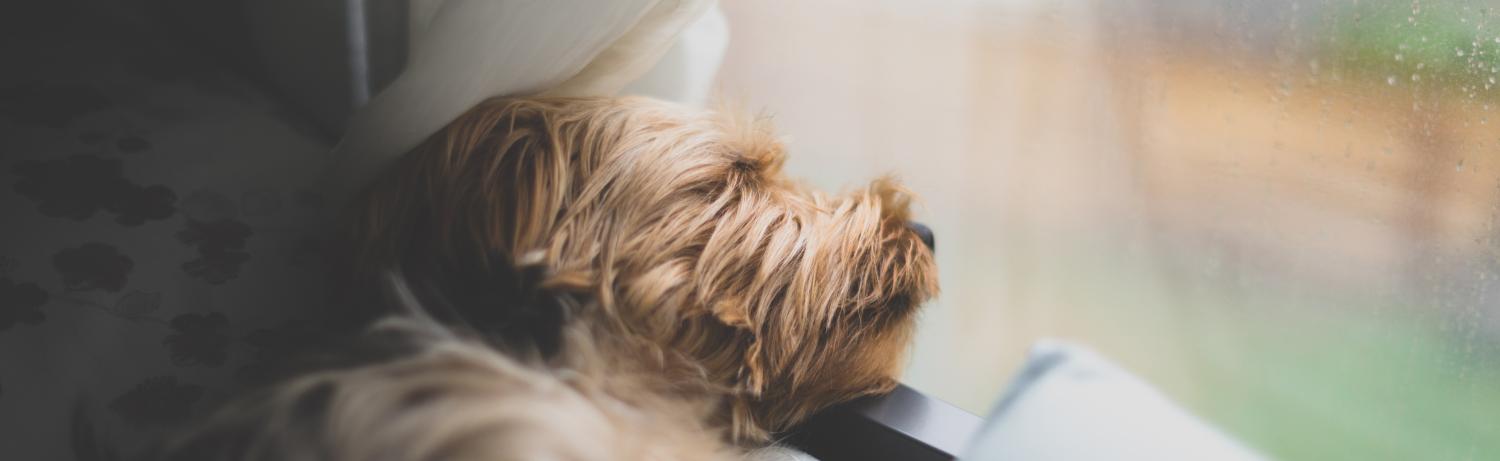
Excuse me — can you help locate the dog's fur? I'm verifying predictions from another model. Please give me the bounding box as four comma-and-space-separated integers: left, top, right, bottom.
157, 313, 742, 461
341, 96, 938, 441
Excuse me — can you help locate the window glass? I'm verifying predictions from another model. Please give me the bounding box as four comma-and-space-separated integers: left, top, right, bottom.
716, 1, 1500, 459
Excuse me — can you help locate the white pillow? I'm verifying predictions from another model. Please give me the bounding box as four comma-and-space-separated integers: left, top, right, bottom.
323, 0, 721, 205
963, 341, 1268, 461
747, 446, 820, 461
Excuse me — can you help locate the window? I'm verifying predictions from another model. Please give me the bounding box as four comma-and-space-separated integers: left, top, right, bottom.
716, 1, 1500, 459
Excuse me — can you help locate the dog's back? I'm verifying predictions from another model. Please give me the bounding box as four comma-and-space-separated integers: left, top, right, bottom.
152, 317, 738, 461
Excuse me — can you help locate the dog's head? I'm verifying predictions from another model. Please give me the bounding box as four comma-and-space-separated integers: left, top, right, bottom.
348, 97, 939, 440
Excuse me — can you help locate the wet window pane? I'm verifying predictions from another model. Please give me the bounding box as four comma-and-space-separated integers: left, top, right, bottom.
717, 1, 1500, 459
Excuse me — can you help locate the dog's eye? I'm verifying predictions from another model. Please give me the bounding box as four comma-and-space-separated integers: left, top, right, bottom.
907, 221, 935, 252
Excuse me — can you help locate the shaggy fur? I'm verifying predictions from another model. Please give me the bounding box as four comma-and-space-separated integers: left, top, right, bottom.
344, 96, 939, 441
156, 314, 742, 461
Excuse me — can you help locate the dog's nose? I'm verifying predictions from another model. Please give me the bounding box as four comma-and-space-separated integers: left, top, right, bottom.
908, 221, 934, 252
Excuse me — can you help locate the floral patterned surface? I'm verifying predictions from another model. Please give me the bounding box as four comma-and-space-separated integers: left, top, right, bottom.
0, 2, 333, 458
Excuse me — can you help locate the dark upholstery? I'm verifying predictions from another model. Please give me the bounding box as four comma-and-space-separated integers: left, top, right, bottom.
1, 1, 333, 458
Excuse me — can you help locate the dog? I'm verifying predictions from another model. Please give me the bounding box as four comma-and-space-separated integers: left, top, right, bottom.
340, 96, 939, 442
156, 269, 831, 461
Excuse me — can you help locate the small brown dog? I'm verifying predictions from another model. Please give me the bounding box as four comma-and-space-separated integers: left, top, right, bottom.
344, 96, 939, 442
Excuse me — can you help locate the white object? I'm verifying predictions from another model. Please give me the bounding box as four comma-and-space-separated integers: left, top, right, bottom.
746, 446, 820, 461
963, 341, 1268, 461
323, 0, 722, 205
621, 3, 728, 106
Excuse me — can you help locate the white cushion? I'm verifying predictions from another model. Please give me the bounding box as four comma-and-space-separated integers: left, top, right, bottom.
323, 0, 720, 205
747, 446, 820, 461
963, 341, 1267, 461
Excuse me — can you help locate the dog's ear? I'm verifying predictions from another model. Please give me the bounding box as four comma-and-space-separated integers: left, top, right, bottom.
728, 315, 773, 440
709, 297, 769, 393
706, 294, 776, 439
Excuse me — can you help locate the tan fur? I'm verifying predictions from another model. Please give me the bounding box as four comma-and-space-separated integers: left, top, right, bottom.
345, 96, 939, 441
159, 316, 742, 461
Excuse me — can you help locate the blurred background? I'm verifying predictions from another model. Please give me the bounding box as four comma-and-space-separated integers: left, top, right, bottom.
714, 1, 1500, 460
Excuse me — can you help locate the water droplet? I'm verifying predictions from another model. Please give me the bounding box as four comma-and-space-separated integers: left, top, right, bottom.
1395, 53, 1405, 61
1418, 62, 1427, 70
1457, 159, 1465, 172
1412, 73, 1422, 82
1457, 48, 1466, 56
1388, 75, 1399, 85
